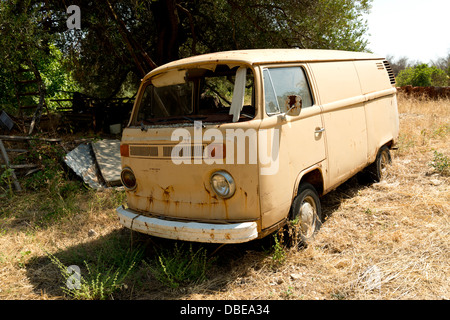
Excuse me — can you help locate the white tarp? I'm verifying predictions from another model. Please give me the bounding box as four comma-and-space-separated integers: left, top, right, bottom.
64, 139, 122, 189
91, 140, 122, 186
64, 143, 103, 189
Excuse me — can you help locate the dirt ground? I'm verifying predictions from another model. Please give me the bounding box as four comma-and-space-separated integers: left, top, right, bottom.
0, 94, 448, 300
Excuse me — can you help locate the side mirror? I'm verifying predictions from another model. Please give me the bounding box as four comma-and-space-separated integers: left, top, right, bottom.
285, 95, 302, 116
281, 95, 302, 121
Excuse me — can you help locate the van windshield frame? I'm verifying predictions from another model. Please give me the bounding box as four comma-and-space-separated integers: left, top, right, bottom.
132, 65, 255, 127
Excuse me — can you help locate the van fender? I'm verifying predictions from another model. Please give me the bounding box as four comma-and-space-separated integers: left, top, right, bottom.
291, 163, 325, 201
367, 139, 395, 168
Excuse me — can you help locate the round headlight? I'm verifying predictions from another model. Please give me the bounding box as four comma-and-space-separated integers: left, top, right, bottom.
210, 171, 236, 199
121, 167, 137, 190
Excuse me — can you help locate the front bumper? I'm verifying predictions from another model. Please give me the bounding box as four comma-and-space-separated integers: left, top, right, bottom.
116, 206, 258, 244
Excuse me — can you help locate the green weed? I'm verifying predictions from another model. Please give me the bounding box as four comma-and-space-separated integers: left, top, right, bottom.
146, 243, 212, 288
0, 165, 14, 197
429, 150, 449, 176
270, 233, 287, 266
47, 247, 142, 300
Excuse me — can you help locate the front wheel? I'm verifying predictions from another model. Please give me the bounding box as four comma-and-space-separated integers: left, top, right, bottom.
286, 183, 323, 247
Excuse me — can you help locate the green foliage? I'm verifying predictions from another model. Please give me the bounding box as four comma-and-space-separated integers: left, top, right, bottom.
0, 0, 375, 108
47, 248, 142, 300
4, 140, 85, 224
0, 166, 15, 198
38, 44, 81, 111
270, 233, 287, 266
429, 150, 449, 176
396, 64, 449, 87
147, 243, 212, 288
0, 1, 80, 114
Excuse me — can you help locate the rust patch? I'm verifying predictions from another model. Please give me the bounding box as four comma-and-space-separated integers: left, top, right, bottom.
146, 194, 154, 211
203, 182, 211, 195
161, 185, 174, 197
242, 189, 248, 208
160, 185, 174, 204
222, 199, 229, 219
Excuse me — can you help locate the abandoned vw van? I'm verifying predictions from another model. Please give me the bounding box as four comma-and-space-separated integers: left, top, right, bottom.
116, 49, 399, 244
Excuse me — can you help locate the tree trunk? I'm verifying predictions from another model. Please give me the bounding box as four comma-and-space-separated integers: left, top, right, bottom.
151, 0, 181, 65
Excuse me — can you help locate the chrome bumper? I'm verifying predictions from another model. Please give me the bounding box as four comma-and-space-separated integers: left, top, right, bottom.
116, 206, 258, 244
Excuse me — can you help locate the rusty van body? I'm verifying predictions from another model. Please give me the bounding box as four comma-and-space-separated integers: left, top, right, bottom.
116, 49, 399, 244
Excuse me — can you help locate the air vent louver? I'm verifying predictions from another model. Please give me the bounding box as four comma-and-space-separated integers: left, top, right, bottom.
383, 60, 396, 85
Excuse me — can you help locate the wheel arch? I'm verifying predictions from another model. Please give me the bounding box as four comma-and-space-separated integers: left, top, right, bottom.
292, 165, 324, 199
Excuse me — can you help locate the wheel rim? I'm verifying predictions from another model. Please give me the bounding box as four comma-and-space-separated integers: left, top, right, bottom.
379, 150, 390, 179
299, 195, 317, 238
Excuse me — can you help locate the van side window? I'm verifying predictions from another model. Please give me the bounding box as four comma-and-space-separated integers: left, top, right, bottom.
263, 67, 313, 115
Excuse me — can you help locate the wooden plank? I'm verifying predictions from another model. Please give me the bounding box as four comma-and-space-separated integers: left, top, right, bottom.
0, 135, 61, 142
9, 164, 39, 169
0, 140, 22, 192
5, 149, 28, 153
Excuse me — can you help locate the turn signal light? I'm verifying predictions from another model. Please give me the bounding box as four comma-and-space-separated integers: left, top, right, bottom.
120, 144, 129, 157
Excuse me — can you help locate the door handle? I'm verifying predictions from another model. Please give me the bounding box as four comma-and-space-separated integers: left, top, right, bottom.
315, 127, 325, 133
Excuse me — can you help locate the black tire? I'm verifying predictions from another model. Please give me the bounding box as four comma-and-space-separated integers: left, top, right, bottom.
285, 183, 322, 247
358, 145, 392, 184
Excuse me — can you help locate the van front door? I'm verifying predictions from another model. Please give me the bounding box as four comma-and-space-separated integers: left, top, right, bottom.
259, 66, 326, 229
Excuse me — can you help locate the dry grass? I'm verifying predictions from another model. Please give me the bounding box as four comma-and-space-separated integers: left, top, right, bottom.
0, 93, 449, 300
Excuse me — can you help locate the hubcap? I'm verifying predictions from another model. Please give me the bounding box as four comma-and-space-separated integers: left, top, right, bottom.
299, 196, 316, 238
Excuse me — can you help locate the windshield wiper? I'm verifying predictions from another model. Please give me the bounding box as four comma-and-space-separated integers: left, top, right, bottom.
183, 116, 206, 128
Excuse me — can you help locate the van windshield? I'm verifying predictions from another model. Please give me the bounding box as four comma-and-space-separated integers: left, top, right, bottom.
134, 65, 255, 126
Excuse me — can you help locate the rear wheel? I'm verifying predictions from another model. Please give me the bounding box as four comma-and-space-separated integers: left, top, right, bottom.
286, 183, 322, 247
358, 145, 392, 183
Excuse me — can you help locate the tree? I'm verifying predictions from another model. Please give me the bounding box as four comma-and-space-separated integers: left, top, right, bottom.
0, 0, 81, 115
1, 0, 373, 105
396, 63, 448, 87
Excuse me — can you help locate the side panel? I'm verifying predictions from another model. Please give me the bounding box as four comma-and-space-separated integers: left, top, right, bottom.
354, 60, 399, 161
309, 61, 368, 190
309, 61, 362, 105
363, 95, 399, 162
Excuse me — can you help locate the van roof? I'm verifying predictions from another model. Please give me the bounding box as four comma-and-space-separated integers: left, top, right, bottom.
144, 49, 385, 80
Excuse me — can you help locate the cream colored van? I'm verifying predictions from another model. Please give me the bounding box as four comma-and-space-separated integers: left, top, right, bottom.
116, 49, 399, 244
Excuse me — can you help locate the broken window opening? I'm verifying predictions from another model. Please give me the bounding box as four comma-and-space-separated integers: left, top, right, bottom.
134, 65, 255, 127
263, 66, 314, 116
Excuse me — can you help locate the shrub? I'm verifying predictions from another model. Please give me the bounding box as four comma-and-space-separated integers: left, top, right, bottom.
397, 64, 448, 87
147, 243, 212, 288
47, 248, 142, 300
429, 150, 450, 176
